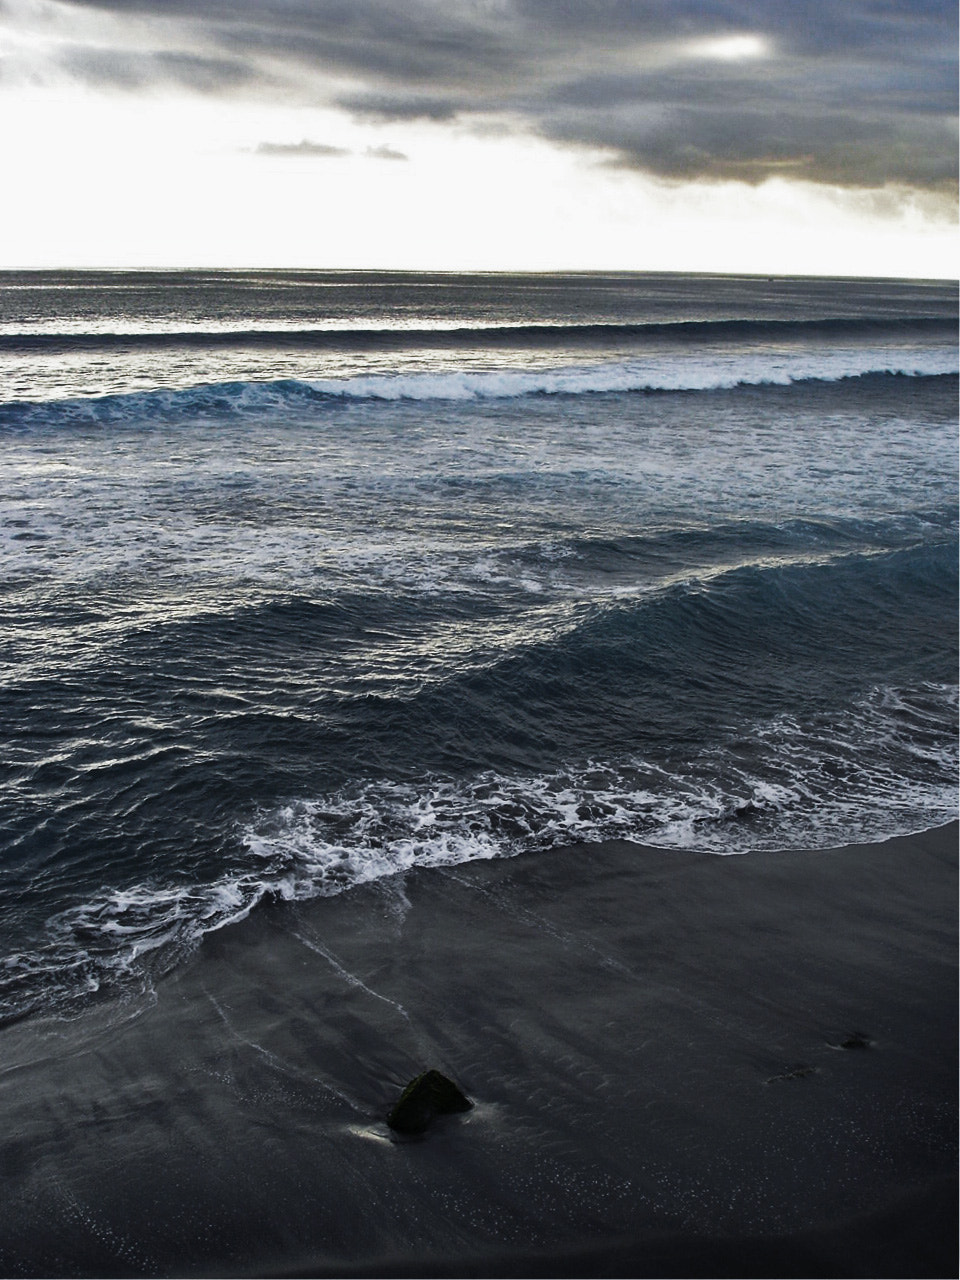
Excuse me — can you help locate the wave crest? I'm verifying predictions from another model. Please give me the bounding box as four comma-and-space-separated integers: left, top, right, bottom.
1, 350, 956, 426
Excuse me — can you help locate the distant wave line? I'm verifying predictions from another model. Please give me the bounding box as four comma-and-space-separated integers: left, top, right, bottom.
0, 316, 955, 354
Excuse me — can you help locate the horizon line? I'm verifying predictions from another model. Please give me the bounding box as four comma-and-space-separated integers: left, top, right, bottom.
0, 265, 956, 284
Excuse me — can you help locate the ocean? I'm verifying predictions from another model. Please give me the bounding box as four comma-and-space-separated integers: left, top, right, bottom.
1, 268, 957, 1030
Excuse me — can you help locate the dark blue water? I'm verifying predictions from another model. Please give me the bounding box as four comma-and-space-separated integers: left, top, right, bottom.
1, 271, 956, 1023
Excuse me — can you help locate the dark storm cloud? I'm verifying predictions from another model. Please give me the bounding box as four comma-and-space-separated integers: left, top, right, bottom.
39, 1, 960, 188
59, 45, 256, 92
337, 92, 462, 123
536, 54, 957, 186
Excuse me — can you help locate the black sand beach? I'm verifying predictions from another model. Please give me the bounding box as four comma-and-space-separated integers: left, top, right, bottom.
0, 824, 956, 1279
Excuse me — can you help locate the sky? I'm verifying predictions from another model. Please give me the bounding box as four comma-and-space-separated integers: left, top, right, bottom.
0, 0, 957, 276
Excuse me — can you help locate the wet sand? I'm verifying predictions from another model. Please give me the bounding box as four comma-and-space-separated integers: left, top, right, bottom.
0, 824, 955, 1278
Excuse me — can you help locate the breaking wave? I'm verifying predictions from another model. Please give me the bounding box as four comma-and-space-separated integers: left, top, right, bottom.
1, 351, 956, 427
2, 681, 956, 1025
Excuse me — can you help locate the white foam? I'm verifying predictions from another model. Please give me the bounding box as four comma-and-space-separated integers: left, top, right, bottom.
3, 342, 956, 415
300, 346, 958, 402
2, 682, 955, 1024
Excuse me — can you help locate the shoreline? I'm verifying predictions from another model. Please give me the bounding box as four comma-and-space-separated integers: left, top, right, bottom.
0, 823, 955, 1279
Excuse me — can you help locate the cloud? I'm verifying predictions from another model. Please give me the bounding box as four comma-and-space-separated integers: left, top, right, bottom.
58, 45, 256, 92
336, 91, 461, 122
12, 0, 959, 190
256, 138, 349, 156
364, 143, 407, 161
254, 139, 407, 161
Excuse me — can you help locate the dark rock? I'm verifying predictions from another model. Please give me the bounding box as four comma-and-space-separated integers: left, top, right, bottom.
387, 1070, 472, 1134
840, 1032, 871, 1050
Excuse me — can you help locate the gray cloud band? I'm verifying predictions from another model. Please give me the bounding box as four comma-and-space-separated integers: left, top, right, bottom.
38, 0, 960, 189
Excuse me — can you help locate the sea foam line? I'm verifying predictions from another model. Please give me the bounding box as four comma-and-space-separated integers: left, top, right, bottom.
301, 349, 958, 402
